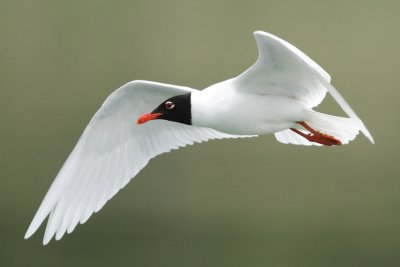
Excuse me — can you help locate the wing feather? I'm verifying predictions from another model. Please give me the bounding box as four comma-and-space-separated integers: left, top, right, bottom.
25, 80, 249, 244
234, 31, 373, 143
234, 31, 329, 108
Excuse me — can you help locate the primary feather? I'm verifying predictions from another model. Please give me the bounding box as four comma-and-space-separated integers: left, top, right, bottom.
25, 81, 245, 244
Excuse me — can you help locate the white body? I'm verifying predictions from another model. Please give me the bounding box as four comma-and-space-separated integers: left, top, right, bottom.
192, 79, 307, 135
25, 31, 374, 245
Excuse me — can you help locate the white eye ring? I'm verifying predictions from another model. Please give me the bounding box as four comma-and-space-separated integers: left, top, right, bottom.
165, 101, 175, 109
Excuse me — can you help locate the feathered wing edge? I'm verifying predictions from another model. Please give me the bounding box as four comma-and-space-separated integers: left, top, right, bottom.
252, 31, 374, 145
324, 82, 374, 144
253, 31, 332, 83
25, 125, 251, 245
24, 80, 255, 245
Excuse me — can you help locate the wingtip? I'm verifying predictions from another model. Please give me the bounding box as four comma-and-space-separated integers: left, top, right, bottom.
367, 135, 375, 144
253, 31, 267, 40
43, 235, 52, 245
25, 225, 52, 245
24, 231, 32, 240
253, 30, 275, 39
357, 121, 375, 145
24, 223, 37, 240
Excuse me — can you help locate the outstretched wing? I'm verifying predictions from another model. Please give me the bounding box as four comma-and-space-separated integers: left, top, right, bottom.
25, 80, 247, 244
233, 31, 373, 143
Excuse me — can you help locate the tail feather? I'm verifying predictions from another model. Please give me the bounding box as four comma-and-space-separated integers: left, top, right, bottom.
275, 129, 320, 146
306, 112, 360, 145
275, 111, 360, 146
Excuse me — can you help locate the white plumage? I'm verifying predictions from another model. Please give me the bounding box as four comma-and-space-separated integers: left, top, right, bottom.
25, 81, 247, 244
25, 31, 373, 244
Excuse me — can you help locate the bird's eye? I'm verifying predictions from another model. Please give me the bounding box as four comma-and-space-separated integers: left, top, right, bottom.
165, 101, 175, 110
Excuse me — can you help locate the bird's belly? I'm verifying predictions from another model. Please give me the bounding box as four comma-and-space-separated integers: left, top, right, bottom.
193, 94, 307, 135
210, 113, 296, 135
215, 120, 294, 135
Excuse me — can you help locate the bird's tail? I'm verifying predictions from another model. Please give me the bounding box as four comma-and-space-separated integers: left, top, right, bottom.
274, 111, 360, 146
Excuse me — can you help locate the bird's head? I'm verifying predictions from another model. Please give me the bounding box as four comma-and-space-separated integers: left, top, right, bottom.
137, 93, 192, 125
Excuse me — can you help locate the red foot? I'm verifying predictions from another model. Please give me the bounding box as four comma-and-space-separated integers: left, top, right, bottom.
290, 122, 342, 146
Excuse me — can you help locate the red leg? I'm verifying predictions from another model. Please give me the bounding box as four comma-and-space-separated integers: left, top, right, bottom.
290, 121, 342, 146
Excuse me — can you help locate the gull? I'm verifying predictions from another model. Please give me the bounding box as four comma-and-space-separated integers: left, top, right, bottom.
25, 31, 374, 244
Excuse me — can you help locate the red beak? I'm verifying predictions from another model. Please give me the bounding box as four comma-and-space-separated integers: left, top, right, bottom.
136, 112, 163, 125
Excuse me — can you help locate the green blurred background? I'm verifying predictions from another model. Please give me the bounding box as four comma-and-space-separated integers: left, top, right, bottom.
1, 0, 399, 266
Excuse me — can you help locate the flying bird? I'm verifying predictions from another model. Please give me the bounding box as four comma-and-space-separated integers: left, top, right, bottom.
25, 31, 374, 244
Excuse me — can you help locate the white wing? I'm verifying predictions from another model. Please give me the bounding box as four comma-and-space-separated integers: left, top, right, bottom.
233, 31, 374, 143
25, 80, 247, 244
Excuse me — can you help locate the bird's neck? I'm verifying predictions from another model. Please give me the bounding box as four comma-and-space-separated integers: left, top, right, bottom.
190, 90, 218, 128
